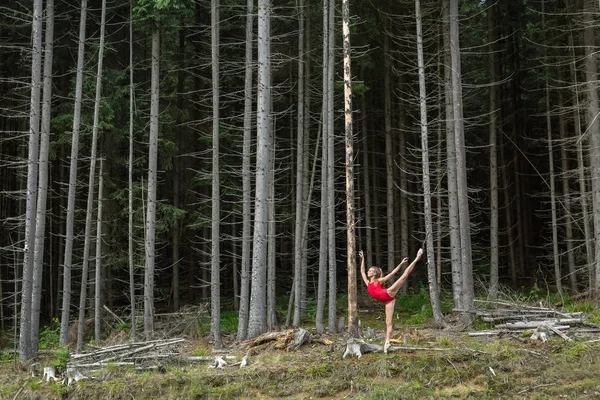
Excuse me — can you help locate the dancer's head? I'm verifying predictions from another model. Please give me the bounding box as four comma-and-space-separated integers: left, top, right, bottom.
367, 266, 383, 280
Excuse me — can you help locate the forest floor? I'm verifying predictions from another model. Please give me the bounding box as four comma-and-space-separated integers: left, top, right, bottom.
2, 292, 600, 399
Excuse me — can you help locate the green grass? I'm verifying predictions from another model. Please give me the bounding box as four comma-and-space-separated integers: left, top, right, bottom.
5, 293, 600, 399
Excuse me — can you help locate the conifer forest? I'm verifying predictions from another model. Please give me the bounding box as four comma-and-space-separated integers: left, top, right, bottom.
2, 0, 600, 364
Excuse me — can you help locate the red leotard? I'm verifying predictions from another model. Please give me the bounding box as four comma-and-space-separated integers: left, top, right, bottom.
367, 281, 395, 303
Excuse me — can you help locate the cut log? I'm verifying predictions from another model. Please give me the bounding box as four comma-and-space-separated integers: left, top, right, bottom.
288, 328, 308, 350
342, 339, 448, 358
66, 367, 87, 385
208, 356, 227, 369
496, 320, 580, 329
342, 340, 382, 358
41, 366, 61, 384
546, 325, 573, 342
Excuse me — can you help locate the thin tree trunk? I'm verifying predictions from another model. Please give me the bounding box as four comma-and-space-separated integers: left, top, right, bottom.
384, 30, 395, 275
60, 0, 87, 347
488, 0, 499, 299
542, 1, 562, 296
77, 0, 106, 353
499, 132, 517, 286
559, 91, 576, 290
128, 0, 136, 340
267, 134, 277, 331
172, 22, 185, 313
342, 0, 358, 338
569, 31, 594, 289
360, 83, 373, 270
449, 0, 474, 314
398, 75, 408, 275
31, 0, 55, 352
19, 0, 43, 363
311, 0, 329, 330
248, 0, 271, 338
210, 0, 222, 349
94, 160, 104, 343
237, 0, 254, 341
326, 0, 336, 333
144, 22, 160, 340
582, 0, 600, 298
443, 0, 462, 309
296, 0, 312, 331
415, 0, 444, 326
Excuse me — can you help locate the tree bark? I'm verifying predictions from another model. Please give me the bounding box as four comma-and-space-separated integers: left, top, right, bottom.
144, 22, 160, 340
342, 0, 358, 338
326, 0, 337, 333
443, 0, 463, 309
559, 91, 576, 290
582, 1, 600, 297
77, 0, 106, 352
19, 0, 43, 362
210, 0, 223, 349
449, 0, 474, 315
384, 29, 395, 276
60, 0, 88, 347
94, 160, 104, 343
488, 0, 499, 299
31, 0, 55, 352
128, 0, 136, 340
542, 0, 562, 296
415, 0, 444, 326
248, 0, 271, 338
237, 0, 254, 342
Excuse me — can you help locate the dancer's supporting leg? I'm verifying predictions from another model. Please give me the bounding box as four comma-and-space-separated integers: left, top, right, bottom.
384, 299, 395, 353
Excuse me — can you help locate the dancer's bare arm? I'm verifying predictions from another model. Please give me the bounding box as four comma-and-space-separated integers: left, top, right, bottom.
380, 257, 409, 284
359, 250, 369, 286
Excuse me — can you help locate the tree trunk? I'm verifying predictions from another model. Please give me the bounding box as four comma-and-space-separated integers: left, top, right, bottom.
559, 91, 576, 290
384, 30, 395, 275
569, 32, 593, 289
415, 0, 444, 326
210, 0, 223, 349
449, 0, 474, 314
94, 160, 104, 343
144, 22, 160, 340
443, 0, 463, 309
77, 0, 106, 352
488, 0, 499, 299
60, 0, 87, 347
342, 0, 358, 338
128, 0, 136, 340
542, 1, 562, 296
267, 134, 277, 331
248, 0, 271, 338
360, 86, 373, 270
582, 1, 600, 297
31, 0, 55, 353
311, 0, 330, 330
237, 0, 254, 341
326, 0, 337, 333
19, 0, 43, 363
297, 0, 313, 332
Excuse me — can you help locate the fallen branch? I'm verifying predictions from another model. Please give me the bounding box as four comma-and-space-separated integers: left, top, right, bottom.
546, 325, 572, 342
342, 340, 448, 358
102, 305, 125, 326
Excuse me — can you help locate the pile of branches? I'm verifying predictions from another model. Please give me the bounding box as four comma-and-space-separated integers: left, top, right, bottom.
469, 300, 599, 341
69, 337, 185, 370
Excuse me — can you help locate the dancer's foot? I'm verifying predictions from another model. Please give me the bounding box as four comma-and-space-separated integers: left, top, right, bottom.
416, 248, 423, 260
384, 340, 391, 354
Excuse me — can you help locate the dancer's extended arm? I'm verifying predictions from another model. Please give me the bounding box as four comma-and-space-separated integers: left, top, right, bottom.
380, 257, 409, 284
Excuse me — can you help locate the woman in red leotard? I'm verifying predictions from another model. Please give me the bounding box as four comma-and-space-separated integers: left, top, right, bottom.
360, 248, 423, 353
